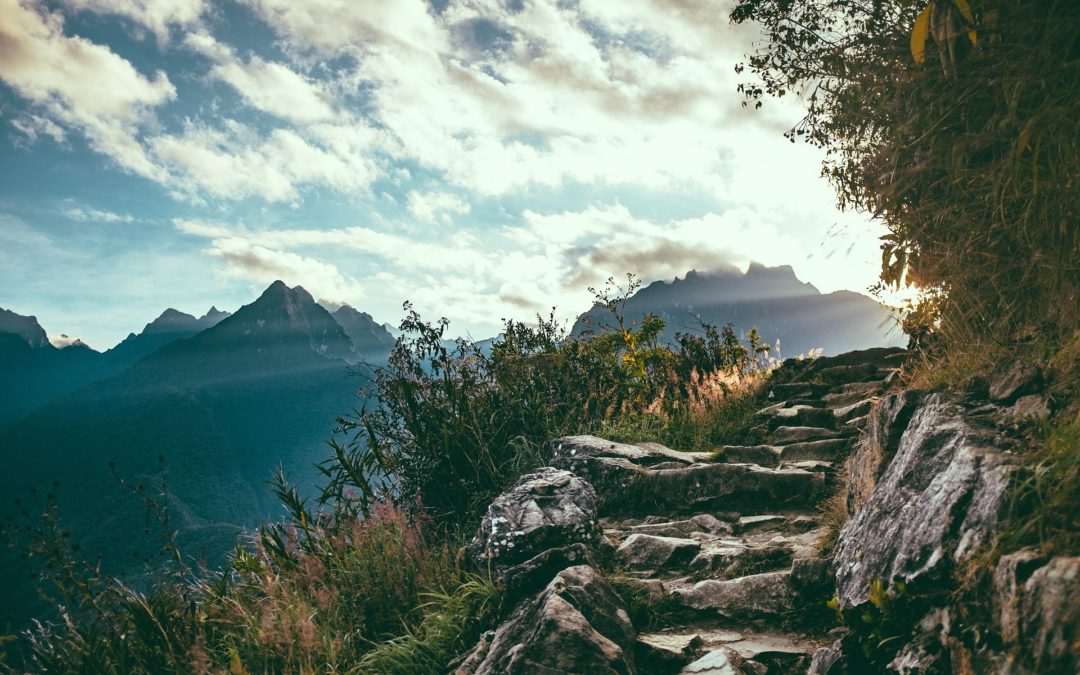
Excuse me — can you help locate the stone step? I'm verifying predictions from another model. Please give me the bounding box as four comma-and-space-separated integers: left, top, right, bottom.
821, 381, 886, 409
663, 630, 822, 675
671, 570, 800, 623
765, 381, 829, 400
771, 425, 843, 444
754, 404, 836, 430
776, 438, 852, 463
553, 437, 828, 518
832, 398, 875, 424
722, 439, 851, 467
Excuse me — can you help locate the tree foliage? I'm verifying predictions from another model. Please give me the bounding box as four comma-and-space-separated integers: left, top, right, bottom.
732, 0, 1079, 346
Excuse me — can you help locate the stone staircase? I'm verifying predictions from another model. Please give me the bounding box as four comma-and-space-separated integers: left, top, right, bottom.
550, 348, 905, 674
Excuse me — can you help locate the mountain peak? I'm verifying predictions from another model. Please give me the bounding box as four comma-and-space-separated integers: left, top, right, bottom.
0, 307, 52, 350
144, 308, 199, 335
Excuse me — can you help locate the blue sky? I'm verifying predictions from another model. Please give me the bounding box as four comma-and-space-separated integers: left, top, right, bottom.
0, 0, 890, 349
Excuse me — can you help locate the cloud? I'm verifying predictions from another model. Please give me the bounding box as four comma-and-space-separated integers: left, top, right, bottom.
208, 238, 366, 305
10, 113, 66, 144
63, 207, 134, 222
406, 190, 471, 224
61, 0, 207, 41
0, 0, 175, 179
186, 32, 337, 124
151, 121, 382, 201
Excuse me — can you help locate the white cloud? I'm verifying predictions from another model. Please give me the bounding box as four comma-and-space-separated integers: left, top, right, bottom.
10, 113, 66, 144
61, 0, 207, 41
0, 0, 175, 179
63, 207, 134, 223
406, 190, 471, 224
207, 238, 366, 305
186, 32, 336, 124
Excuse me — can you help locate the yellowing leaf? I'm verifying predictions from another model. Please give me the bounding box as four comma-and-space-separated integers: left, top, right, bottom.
953, 0, 978, 45
911, 4, 933, 65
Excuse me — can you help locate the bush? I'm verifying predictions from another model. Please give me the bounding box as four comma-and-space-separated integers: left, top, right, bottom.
324, 277, 775, 524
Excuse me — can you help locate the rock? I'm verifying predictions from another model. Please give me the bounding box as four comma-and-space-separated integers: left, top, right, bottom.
834, 393, 1017, 610
680, 647, 765, 675
1008, 394, 1051, 420
616, 533, 701, 572
462, 467, 598, 576
833, 398, 874, 424
676, 571, 798, 621
846, 390, 926, 515
778, 438, 851, 463
808, 641, 845, 674
454, 565, 636, 674
553, 441, 826, 517
1019, 556, 1080, 673
721, 445, 781, 467
790, 557, 833, 598
735, 514, 787, 534
773, 426, 842, 444
636, 632, 704, 671
758, 405, 836, 430
501, 543, 593, 603
627, 515, 732, 539
552, 435, 710, 467
886, 608, 950, 673
822, 381, 886, 409
816, 363, 880, 385
992, 548, 1045, 644
988, 361, 1041, 403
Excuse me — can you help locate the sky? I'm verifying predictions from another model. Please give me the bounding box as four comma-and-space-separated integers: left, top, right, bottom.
0, 0, 891, 350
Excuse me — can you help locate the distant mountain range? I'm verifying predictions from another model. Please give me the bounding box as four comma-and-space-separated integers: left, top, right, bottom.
0, 283, 395, 627
573, 263, 905, 356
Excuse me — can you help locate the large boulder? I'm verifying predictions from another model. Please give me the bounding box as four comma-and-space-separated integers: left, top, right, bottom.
834, 393, 1018, 609
1018, 556, 1080, 672
454, 565, 636, 674
462, 467, 598, 579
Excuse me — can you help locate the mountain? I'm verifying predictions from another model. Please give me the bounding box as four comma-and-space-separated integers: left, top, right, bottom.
98, 306, 230, 376
0, 309, 102, 428
0, 282, 373, 628
332, 305, 396, 361
572, 263, 905, 356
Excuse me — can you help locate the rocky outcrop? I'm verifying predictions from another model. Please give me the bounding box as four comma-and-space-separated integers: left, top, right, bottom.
454, 565, 637, 674
834, 392, 1018, 609
463, 467, 598, 579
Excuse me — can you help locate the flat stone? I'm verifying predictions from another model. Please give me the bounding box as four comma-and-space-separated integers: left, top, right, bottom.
553, 444, 827, 517
616, 533, 701, 572
680, 647, 763, 675
636, 632, 704, 671
721, 445, 781, 467
676, 571, 798, 621
736, 515, 787, 534
778, 438, 851, 463
821, 381, 886, 409
772, 426, 841, 444
833, 398, 874, 423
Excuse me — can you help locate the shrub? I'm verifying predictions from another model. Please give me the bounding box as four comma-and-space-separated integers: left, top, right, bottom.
324, 277, 776, 524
